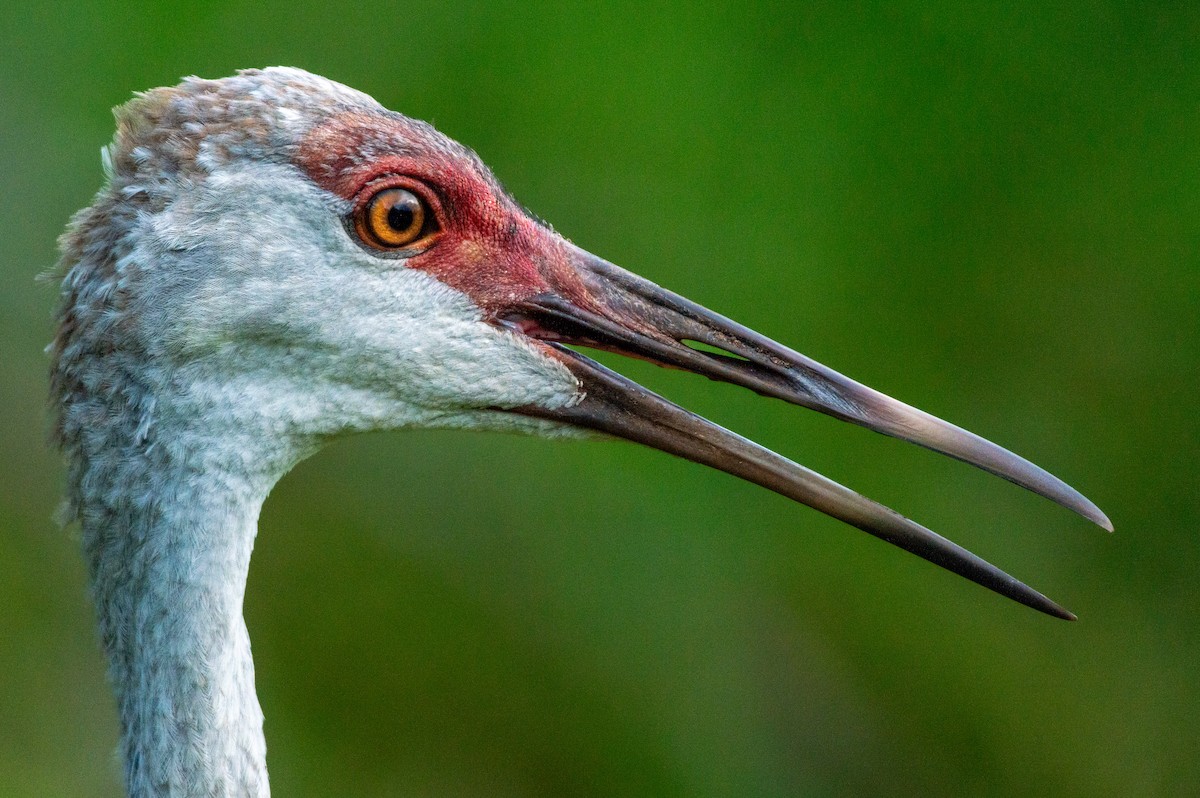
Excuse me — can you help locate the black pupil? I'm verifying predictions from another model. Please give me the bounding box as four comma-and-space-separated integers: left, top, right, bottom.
387, 195, 417, 232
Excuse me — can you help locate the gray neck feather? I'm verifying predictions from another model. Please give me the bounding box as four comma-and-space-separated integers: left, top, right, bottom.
77, 404, 276, 797
51, 134, 301, 795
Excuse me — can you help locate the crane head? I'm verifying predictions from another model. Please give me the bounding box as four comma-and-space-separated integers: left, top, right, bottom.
55, 68, 1109, 620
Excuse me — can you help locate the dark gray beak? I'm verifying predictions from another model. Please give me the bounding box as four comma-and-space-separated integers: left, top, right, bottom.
501, 246, 1110, 620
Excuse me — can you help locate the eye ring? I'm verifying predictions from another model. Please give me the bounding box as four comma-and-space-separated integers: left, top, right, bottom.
352, 179, 441, 252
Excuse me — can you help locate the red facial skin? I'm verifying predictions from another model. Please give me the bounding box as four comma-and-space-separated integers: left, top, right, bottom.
296, 111, 599, 321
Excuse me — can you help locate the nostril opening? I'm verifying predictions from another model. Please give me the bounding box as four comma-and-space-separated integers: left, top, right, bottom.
682, 338, 751, 362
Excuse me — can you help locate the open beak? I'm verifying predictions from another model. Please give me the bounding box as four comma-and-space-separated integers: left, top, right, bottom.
499, 245, 1110, 620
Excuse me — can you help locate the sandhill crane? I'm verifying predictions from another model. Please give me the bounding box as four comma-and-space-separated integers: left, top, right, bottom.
51, 68, 1109, 797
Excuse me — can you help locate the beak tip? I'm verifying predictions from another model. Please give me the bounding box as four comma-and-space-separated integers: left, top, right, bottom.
1080, 501, 1114, 533
1027, 592, 1077, 621
1052, 482, 1111, 532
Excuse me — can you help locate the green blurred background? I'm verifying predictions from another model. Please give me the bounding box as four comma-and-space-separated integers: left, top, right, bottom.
2, 2, 1196, 796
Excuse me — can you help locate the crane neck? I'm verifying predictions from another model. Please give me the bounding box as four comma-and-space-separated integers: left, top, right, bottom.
73, 402, 291, 798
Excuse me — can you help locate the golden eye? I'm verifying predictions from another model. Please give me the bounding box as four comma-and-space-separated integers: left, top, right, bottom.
355, 186, 433, 250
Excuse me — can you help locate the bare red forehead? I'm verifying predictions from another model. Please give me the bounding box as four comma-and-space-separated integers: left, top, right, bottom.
294, 111, 594, 315
296, 111, 475, 200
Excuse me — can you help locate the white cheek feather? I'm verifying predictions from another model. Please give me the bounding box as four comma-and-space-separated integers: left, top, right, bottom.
137, 160, 582, 448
